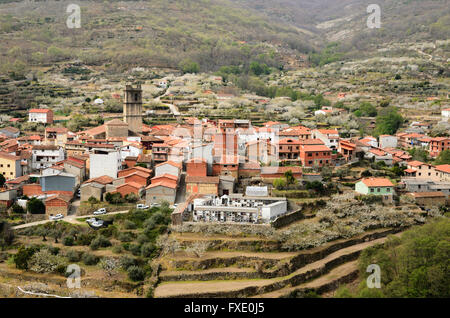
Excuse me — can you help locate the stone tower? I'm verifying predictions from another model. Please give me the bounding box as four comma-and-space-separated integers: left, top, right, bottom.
123, 84, 142, 133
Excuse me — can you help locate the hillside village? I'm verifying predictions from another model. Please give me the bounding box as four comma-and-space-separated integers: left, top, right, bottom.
0, 81, 448, 224
0, 0, 449, 301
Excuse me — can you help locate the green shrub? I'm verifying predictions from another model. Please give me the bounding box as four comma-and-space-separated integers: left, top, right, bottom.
118, 231, 134, 242
13, 245, 39, 270
137, 234, 150, 245
119, 256, 137, 270
129, 243, 141, 256
82, 253, 99, 265
112, 245, 123, 254
65, 250, 82, 262
77, 233, 96, 246
63, 236, 75, 246
127, 265, 145, 281
11, 204, 25, 214
141, 242, 157, 258
90, 235, 112, 250
123, 220, 137, 230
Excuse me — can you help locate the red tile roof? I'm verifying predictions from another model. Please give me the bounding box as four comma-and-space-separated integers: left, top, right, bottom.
301, 145, 331, 152
29, 108, 52, 113
436, 164, 450, 174
361, 178, 394, 187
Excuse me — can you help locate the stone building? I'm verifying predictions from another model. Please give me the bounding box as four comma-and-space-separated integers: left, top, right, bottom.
123, 84, 143, 134
105, 119, 129, 138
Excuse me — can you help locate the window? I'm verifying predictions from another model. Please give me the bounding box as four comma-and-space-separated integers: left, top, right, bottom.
387, 188, 390, 192
370, 188, 374, 193
7, 164, 10, 168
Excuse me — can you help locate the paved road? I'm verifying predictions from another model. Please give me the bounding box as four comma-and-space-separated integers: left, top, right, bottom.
12, 210, 131, 230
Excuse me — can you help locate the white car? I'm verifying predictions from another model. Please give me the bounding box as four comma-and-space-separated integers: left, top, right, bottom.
86, 217, 96, 223
136, 204, 149, 210
150, 203, 161, 208
93, 208, 107, 215
91, 220, 104, 228
50, 214, 64, 221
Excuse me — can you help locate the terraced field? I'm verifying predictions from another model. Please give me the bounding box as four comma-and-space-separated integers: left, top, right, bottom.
154, 227, 405, 298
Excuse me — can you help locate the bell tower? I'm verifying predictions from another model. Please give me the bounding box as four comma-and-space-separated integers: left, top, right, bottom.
123, 84, 142, 133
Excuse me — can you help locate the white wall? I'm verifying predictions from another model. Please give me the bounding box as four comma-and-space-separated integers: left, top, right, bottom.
89, 151, 121, 179
261, 201, 288, 222
379, 136, 397, 149
155, 163, 180, 178
28, 113, 47, 123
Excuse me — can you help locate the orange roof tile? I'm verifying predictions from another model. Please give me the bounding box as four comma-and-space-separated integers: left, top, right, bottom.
435, 164, 450, 174
361, 178, 394, 187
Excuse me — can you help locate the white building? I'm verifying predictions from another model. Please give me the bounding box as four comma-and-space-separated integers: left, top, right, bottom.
190, 194, 288, 224
155, 161, 181, 178
312, 129, 340, 150
442, 108, 450, 122
28, 109, 53, 124
120, 143, 143, 160
379, 135, 398, 149
31, 145, 64, 170
89, 149, 122, 179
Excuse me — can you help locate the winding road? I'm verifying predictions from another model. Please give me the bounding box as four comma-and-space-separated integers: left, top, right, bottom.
12, 210, 131, 230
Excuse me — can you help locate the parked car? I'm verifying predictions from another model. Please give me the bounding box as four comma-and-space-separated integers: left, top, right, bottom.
150, 203, 161, 208
50, 214, 64, 221
136, 203, 149, 210
93, 208, 107, 215
91, 220, 104, 228
76, 189, 81, 198
86, 217, 96, 223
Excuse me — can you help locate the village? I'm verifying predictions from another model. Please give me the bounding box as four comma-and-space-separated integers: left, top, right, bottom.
0, 81, 447, 230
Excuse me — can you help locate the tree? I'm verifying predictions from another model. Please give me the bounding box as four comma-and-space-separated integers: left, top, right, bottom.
435, 149, 450, 165
250, 61, 270, 76
179, 59, 199, 74
356, 218, 450, 298
28, 248, 66, 274
273, 178, 287, 190
11, 203, 25, 214
354, 102, 377, 117
127, 265, 146, 281
409, 148, 430, 163
105, 192, 124, 204
374, 107, 404, 136
336, 167, 350, 180
99, 257, 119, 278
26, 198, 45, 214
87, 196, 99, 205
305, 181, 325, 194
284, 170, 296, 185
0, 220, 14, 250
13, 245, 39, 270
125, 193, 139, 203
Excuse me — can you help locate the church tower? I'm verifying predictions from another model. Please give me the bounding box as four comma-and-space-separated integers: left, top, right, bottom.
123, 84, 143, 133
